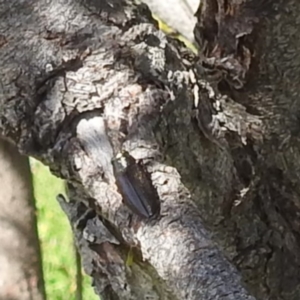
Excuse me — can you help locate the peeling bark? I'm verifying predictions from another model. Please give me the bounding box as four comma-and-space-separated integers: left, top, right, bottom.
1, 0, 298, 299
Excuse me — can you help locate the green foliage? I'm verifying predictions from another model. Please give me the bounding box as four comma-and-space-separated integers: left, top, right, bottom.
31, 159, 98, 300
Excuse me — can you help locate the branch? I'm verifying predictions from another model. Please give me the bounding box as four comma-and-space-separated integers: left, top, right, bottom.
0, 0, 261, 299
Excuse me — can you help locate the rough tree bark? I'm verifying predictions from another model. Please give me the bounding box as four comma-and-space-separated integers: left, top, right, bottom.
0, 140, 45, 300
0, 0, 298, 299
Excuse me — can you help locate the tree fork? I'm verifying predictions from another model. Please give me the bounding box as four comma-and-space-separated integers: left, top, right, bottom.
0, 0, 297, 299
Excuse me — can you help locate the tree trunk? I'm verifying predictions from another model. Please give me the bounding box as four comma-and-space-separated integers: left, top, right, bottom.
0, 139, 45, 300
0, 0, 298, 299
191, 1, 300, 299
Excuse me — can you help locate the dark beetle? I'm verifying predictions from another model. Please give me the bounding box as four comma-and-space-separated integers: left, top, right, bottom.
112, 151, 160, 219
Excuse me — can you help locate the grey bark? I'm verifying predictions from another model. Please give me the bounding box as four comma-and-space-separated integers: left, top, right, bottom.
0, 139, 45, 300
0, 0, 297, 299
